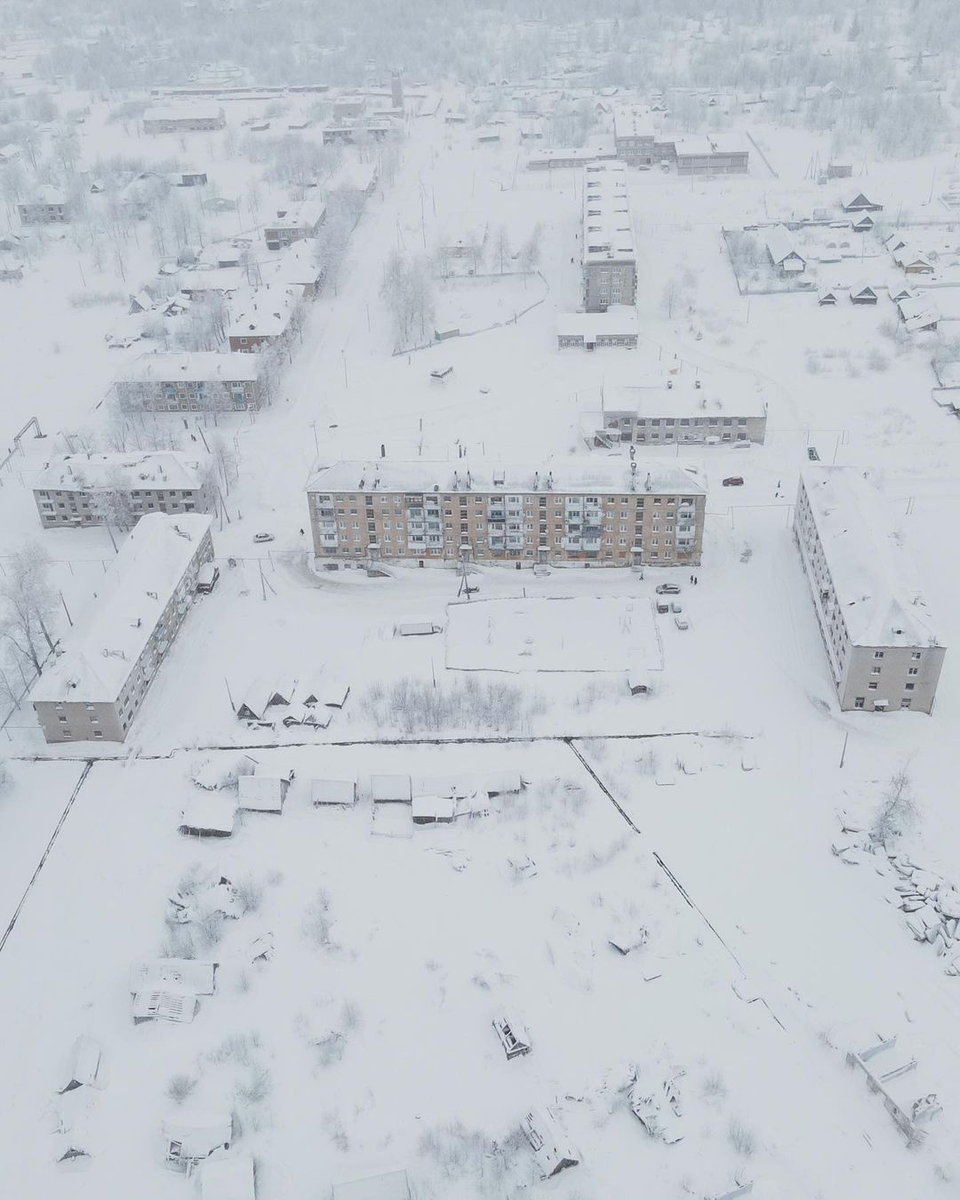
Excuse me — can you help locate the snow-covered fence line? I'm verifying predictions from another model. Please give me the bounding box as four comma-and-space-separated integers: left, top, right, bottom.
744, 132, 778, 179
392, 271, 549, 354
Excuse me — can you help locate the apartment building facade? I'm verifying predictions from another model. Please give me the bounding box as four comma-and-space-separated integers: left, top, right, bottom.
306, 461, 705, 567
263, 198, 326, 250
793, 467, 945, 713
18, 186, 69, 224
31, 514, 214, 743
32, 452, 216, 529
115, 352, 266, 412
582, 162, 637, 313
612, 108, 656, 165
142, 105, 226, 134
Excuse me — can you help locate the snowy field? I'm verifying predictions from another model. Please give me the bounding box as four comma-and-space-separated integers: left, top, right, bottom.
444, 596, 663, 673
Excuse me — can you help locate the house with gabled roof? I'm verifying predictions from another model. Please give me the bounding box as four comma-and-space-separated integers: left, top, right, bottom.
842, 190, 883, 212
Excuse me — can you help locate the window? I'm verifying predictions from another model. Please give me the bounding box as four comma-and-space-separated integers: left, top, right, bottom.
868, 682, 878, 691
900, 698, 912, 709
908, 667, 918, 676
854, 697, 865, 709
874, 651, 884, 659
911, 652, 922, 661
870, 667, 881, 676
904, 682, 915, 692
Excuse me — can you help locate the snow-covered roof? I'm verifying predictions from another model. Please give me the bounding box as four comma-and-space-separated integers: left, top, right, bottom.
200, 1155, 256, 1200
800, 467, 942, 649
331, 1169, 411, 1200
227, 285, 303, 339
591, 367, 767, 419
270, 238, 324, 287
266, 196, 326, 230
33, 451, 211, 493
143, 104, 224, 122
765, 224, 804, 265
613, 107, 655, 139
583, 160, 635, 265
527, 137, 617, 166
31, 513, 213, 705
672, 134, 715, 157
119, 351, 261, 384
557, 307, 639, 338
307, 459, 706, 497
23, 184, 66, 206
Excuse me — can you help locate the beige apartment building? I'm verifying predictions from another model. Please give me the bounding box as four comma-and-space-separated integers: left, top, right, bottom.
142, 105, 226, 134
32, 452, 216, 529
31, 513, 214, 743
306, 460, 705, 567
582, 161, 637, 313
793, 467, 945, 713
115, 352, 267, 412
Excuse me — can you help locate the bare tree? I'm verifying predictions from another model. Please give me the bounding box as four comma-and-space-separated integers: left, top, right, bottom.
88, 467, 137, 548
0, 543, 58, 676
871, 767, 917, 844
661, 279, 681, 319
210, 433, 239, 496
519, 223, 542, 273
494, 225, 512, 274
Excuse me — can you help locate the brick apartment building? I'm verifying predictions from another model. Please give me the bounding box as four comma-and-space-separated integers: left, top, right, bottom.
142, 105, 226, 134
582, 162, 637, 313
793, 467, 945, 713
612, 108, 656, 165
115, 352, 267, 412
32, 452, 216, 528
31, 513, 214, 743
227, 285, 304, 351
306, 460, 705, 567
263, 197, 326, 250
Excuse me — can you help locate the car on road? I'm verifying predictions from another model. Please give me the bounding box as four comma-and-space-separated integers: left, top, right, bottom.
722, 476, 744, 487
807, 446, 820, 461
655, 583, 681, 595
253, 532, 275, 543
674, 616, 690, 631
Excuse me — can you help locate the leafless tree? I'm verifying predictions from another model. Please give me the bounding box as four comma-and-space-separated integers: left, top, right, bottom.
871, 767, 917, 844
0, 543, 59, 676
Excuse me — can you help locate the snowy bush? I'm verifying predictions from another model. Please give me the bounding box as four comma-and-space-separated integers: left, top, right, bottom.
234, 876, 264, 915
166, 1073, 198, 1105
728, 1119, 757, 1156
302, 888, 336, 951
358, 676, 547, 736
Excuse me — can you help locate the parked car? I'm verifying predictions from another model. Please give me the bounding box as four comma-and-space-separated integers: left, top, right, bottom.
722, 476, 744, 487
674, 616, 690, 631
807, 446, 820, 461
670, 601, 682, 613
655, 583, 681, 595
253, 532, 274, 543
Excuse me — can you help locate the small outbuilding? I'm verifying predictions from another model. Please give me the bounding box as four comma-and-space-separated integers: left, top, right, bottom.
57, 1037, 106, 1093
493, 1011, 532, 1059
312, 778, 357, 806
395, 621, 443, 636
371, 774, 412, 802
817, 287, 840, 306
849, 282, 878, 305
131, 959, 218, 995
132, 989, 200, 1024
238, 770, 293, 813
331, 1169, 412, 1199
521, 1106, 581, 1179
412, 794, 455, 824
842, 190, 883, 212
179, 794, 237, 838
162, 1110, 233, 1171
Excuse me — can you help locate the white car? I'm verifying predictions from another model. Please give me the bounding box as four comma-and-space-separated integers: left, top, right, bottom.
253, 532, 274, 544
674, 616, 689, 631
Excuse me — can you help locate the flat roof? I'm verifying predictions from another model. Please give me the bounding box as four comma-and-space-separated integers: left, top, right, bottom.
267, 196, 326, 229
557, 307, 639, 337
800, 467, 942, 649
118, 351, 261, 384
33, 451, 212, 492
590, 367, 767, 418
613, 107, 656, 139
31, 513, 213, 705
583, 160, 636, 265
307, 458, 705, 497
143, 104, 223, 122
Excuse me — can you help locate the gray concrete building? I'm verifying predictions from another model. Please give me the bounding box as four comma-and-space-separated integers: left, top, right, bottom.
793, 467, 945, 713
306, 459, 705, 567
31, 513, 214, 743
582, 162, 637, 313
32, 452, 216, 529
115, 352, 267, 412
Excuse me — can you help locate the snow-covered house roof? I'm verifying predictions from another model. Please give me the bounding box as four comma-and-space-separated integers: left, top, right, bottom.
270, 238, 324, 287
583, 160, 635, 266
31, 513, 213, 705
33, 451, 212, 493
765, 224, 805, 268
143, 104, 224, 123
613, 107, 656, 139
306, 459, 706, 498
24, 183, 66, 206
119, 351, 262, 384
800, 467, 942, 650
557, 307, 639, 339
238, 772, 291, 813
227, 285, 303, 340
266, 196, 326, 231
596, 367, 767, 421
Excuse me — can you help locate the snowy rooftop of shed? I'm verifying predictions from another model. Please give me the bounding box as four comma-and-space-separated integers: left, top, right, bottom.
33, 451, 212, 493
307, 459, 705, 497
801, 466, 942, 649
31, 513, 212, 706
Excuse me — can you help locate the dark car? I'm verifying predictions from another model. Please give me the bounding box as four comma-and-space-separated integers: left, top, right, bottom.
722, 476, 744, 487
807, 446, 820, 461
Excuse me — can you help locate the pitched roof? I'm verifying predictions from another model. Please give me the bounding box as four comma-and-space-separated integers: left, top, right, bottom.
33, 451, 211, 493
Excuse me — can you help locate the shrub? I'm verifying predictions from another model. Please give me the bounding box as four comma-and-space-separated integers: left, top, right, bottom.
166, 1073, 198, 1104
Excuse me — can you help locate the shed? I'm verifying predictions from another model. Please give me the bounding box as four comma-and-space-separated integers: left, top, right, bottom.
282, 704, 332, 729
371, 774, 412, 802
179, 795, 237, 837
132, 989, 200, 1024
412, 794, 455, 824
627, 670, 649, 695
817, 287, 839, 306
58, 1037, 106, 1093
395, 621, 442, 636
850, 213, 875, 233
850, 282, 878, 305
238, 771, 293, 813
331, 1169, 412, 1199
162, 1110, 233, 1170
842, 190, 882, 212
236, 677, 270, 721
521, 1106, 581, 1179
130, 959, 218, 995
200, 1154, 256, 1200
411, 769, 521, 798
493, 1011, 532, 1059
312, 778, 357, 806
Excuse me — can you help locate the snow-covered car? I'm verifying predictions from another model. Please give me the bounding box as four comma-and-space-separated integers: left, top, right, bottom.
655, 584, 681, 595
722, 476, 744, 487
253, 532, 274, 543
807, 446, 820, 461
674, 616, 689, 631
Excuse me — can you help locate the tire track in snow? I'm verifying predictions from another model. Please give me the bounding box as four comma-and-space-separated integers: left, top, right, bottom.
0, 759, 93, 960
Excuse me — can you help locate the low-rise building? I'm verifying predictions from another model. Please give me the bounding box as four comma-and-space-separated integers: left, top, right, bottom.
263, 197, 326, 250
582, 161, 637, 313
613, 107, 656, 165
32, 451, 216, 528
31, 513, 215, 743
656, 133, 750, 174
270, 238, 325, 297
765, 224, 806, 275
793, 467, 945, 713
557, 307, 639, 350
582, 371, 767, 447
142, 105, 226, 134
115, 352, 267, 412
526, 135, 617, 170
306, 459, 706, 567
227, 284, 303, 351
18, 185, 69, 224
